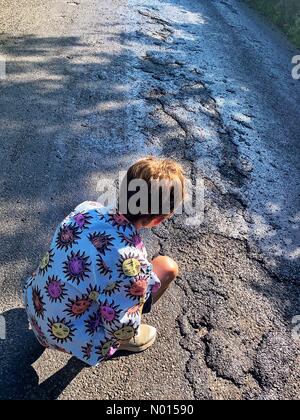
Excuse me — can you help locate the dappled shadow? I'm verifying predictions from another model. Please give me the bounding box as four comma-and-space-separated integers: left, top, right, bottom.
0, 23, 212, 279
0, 308, 86, 400
0, 308, 142, 400
0, 32, 142, 277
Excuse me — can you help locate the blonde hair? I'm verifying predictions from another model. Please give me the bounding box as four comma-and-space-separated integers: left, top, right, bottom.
120, 157, 185, 223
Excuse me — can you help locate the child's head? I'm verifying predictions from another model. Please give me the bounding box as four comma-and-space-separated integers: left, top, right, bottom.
119, 157, 185, 228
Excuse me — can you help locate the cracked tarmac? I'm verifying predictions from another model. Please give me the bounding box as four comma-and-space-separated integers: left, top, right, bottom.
0, 0, 299, 400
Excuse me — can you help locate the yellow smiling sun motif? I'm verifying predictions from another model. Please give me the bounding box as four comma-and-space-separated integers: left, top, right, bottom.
52, 323, 70, 339
86, 284, 101, 302
39, 249, 54, 275
101, 280, 122, 297
117, 252, 142, 278
89, 291, 99, 301
112, 321, 138, 341
96, 339, 119, 359
117, 252, 144, 279
40, 253, 50, 270
48, 317, 76, 344
122, 258, 141, 277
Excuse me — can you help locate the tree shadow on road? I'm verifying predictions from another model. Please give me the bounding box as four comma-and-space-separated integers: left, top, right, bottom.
0, 308, 87, 400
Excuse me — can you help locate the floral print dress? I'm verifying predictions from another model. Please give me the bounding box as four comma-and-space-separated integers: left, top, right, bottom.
23, 202, 161, 366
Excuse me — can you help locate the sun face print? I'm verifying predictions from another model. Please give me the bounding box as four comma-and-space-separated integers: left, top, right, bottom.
107, 212, 131, 231
86, 284, 101, 302
124, 276, 148, 300
64, 295, 92, 319
32, 286, 46, 319
118, 232, 144, 250
85, 312, 103, 336
63, 251, 91, 285
101, 280, 122, 297
96, 339, 119, 360
111, 321, 138, 341
38, 249, 54, 276
88, 232, 114, 255
122, 258, 141, 277
55, 224, 80, 251
81, 343, 93, 361
127, 304, 142, 319
99, 299, 121, 326
45, 276, 67, 303
97, 256, 112, 278
73, 212, 92, 230
117, 252, 143, 279
47, 317, 76, 344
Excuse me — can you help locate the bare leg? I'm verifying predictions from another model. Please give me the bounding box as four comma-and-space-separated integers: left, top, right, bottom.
118, 256, 178, 353
151, 256, 179, 304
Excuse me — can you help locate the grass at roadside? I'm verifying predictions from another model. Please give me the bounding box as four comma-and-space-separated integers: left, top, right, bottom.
246, 0, 300, 47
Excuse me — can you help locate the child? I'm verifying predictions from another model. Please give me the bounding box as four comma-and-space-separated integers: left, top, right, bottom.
23, 157, 185, 366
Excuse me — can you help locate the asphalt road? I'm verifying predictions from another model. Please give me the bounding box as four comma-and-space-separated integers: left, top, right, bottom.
0, 0, 299, 400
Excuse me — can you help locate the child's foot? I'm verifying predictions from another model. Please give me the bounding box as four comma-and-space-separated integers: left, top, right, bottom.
118, 324, 157, 353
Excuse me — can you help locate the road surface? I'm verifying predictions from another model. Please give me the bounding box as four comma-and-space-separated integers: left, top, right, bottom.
0, 0, 299, 400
